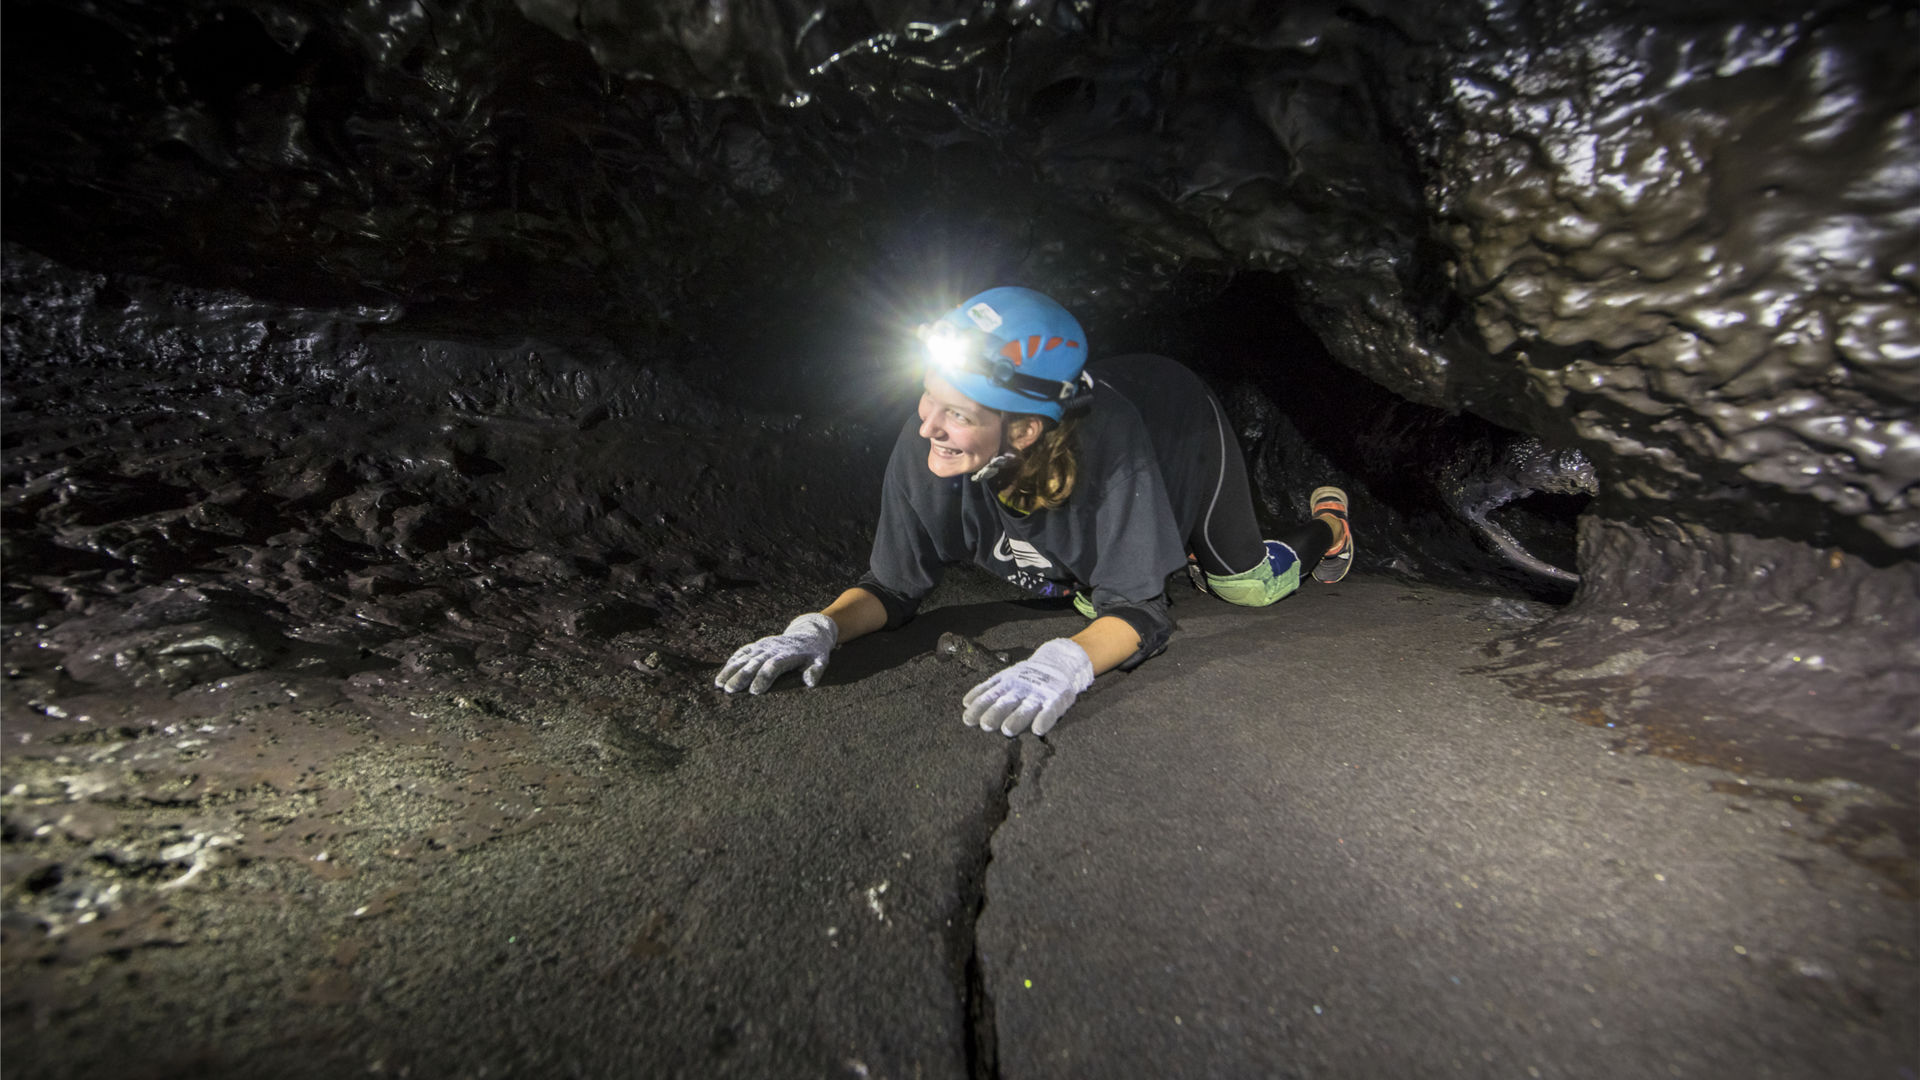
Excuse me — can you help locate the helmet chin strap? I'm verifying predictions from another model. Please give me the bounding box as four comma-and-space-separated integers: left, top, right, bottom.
969, 453, 1018, 483
970, 430, 1020, 483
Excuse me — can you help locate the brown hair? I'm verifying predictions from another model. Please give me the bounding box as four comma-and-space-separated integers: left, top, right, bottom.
996, 409, 1084, 514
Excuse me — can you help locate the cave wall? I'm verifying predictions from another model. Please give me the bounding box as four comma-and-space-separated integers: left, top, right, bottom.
505, 0, 1918, 552
3, 0, 1916, 742
1, 245, 882, 698
1426, 2, 1919, 554
5, 0, 1913, 553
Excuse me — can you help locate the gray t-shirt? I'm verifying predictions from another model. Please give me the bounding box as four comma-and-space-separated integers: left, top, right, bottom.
857, 354, 1229, 664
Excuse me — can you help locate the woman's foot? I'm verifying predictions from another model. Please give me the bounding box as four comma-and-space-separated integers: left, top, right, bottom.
1310, 486, 1353, 583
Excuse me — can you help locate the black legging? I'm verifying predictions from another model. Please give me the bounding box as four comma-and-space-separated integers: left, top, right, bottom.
1185, 391, 1330, 580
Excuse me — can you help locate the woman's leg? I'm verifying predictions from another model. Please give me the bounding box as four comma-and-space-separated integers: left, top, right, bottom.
1268, 519, 1334, 581
1185, 394, 1271, 577
1184, 393, 1347, 607
1203, 517, 1333, 607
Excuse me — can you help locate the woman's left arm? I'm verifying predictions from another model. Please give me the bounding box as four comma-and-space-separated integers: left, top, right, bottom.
960, 615, 1141, 737
1070, 615, 1143, 677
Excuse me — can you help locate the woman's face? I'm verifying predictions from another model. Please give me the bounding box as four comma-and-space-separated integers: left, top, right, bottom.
918, 373, 1006, 478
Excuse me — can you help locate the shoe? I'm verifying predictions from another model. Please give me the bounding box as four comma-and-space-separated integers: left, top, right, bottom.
1310, 485, 1352, 583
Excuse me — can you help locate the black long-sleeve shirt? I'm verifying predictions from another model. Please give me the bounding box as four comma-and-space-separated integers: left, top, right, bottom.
858, 354, 1233, 665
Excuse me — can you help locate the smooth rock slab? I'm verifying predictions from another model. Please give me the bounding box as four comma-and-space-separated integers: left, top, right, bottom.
978, 581, 1915, 1080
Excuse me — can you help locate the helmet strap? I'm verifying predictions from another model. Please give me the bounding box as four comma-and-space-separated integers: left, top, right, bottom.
970, 451, 1019, 484
971, 425, 1021, 484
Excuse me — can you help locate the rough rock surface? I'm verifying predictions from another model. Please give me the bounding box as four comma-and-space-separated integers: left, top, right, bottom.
0, 249, 881, 680
6, 0, 1914, 547
2, 0, 1917, 1072
4, 577, 1914, 1079
0, 0, 1910, 815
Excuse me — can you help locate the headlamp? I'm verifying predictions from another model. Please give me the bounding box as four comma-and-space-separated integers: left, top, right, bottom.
915, 320, 1088, 408
918, 320, 986, 374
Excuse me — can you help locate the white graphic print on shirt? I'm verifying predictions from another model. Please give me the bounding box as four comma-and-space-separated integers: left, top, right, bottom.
992, 533, 1052, 569
991, 532, 1075, 596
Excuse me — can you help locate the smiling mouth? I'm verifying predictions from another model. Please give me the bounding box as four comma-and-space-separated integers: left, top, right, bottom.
931, 445, 962, 458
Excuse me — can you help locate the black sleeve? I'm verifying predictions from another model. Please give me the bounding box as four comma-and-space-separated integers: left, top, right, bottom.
1078, 458, 1187, 669
1069, 359, 1216, 669
851, 576, 924, 630
854, 420, 946, 630
1104, 599, 1175, 671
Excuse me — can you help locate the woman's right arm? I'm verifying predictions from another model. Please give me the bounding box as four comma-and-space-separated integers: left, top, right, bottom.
820, 586, 889, 644
714, 586, 894, 695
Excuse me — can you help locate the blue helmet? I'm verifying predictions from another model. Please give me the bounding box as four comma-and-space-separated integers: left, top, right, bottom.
920, 287, 1091, 420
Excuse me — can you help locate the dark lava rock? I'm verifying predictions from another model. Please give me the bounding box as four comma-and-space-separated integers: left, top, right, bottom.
1, 1, 1912, 761
5, 0, 1912, 554
26, 470, 195, 529
567, 599, 658, 639
59, 616, 287, 693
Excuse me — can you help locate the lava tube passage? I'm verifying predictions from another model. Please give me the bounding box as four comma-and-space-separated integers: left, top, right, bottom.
2, 1, 1914, 1077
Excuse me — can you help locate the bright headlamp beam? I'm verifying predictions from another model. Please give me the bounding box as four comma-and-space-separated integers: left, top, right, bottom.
925, 331, 967, 371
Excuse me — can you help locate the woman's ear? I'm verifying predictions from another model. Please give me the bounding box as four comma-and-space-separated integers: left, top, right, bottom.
1007, 416, 1046, 452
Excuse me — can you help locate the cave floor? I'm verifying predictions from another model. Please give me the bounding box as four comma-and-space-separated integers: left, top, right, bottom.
3, 576, 1914, 1079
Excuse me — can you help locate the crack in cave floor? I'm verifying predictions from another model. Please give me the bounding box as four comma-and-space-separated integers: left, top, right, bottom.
959, 736, 1030, 1080
2, 577, 1914, 1079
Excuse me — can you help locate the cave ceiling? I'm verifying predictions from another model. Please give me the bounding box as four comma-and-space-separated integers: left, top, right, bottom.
3, 0, 1916, 556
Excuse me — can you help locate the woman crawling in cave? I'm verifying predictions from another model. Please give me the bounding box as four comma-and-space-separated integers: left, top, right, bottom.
715, 286, 1352, 737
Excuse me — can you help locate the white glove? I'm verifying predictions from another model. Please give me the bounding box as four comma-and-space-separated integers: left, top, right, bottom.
715, 613, 838, 694
961, 638, 1095, 737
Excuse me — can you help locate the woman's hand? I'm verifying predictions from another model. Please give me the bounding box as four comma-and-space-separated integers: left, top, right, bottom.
715, 613, 838, 694
961, 638, 1095, 736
